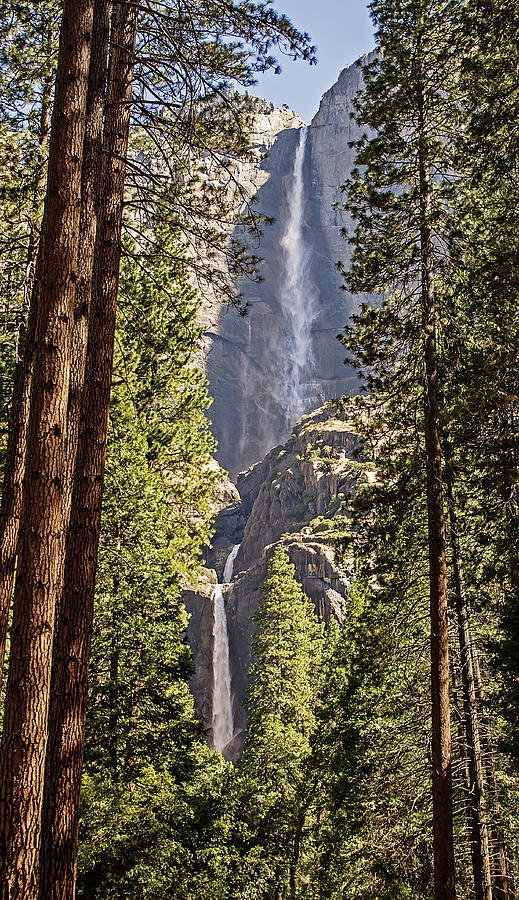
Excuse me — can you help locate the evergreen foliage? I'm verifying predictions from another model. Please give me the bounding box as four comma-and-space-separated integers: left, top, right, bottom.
333, 0, 519, 895
239, 546, 324, 897
74, 223, 234, 898
0, 0, 58, 460
445, 0, 519, 769
312, 566, 434, 899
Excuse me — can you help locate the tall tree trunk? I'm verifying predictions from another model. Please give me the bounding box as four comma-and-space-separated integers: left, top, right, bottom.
37, 4, 137, 897
418, 143, 456, 899
0, 69, 53, 686
445, 473, 492, 900
0, 1, 94, 896
451, 658, 480, 867
469, 594, 514, 900
24, 65, 55, 304
38, 1, 110, 895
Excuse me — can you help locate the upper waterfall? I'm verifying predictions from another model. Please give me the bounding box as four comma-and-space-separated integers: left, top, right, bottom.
202, 58, 370, 477
278, 126, 319, 428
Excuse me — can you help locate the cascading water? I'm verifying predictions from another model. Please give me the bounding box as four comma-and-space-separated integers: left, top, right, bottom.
278, 125, 319, 427
223, 543, 240, 583
211, 544, 240, 753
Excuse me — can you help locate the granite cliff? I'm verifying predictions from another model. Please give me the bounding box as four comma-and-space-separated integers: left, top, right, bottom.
202, 54, 375, 478
184, 57, 377, 760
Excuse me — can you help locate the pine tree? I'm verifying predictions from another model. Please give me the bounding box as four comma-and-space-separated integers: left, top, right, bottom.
339, 2, 462, 894
0, 0, 59, 683
73, 225, 220, 900
36, 5, 315, 891
450, 0, 519, 776
311, 557, 436, 899
240, 545, 324, 898
0, 3, 316, 893
37, 1, 110, 893
437, 3, 519, 885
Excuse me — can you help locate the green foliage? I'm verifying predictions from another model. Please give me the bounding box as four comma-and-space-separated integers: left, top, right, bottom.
78, 759, 246, 900
238, 546, 324, 896
311, 497, 436, 898
245, 547, 323, 775
333, 0, 519, 894
442, 0, 519, 767
76, 221, 224, 894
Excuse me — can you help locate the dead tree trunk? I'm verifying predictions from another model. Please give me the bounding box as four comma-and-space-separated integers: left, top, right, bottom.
469, 604, 514, 900
0, 0, 94, 896
451, 658, 480, 865
36, 4, 137, 897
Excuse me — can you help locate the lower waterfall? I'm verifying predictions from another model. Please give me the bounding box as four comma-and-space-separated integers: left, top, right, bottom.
211, 544, 240, 753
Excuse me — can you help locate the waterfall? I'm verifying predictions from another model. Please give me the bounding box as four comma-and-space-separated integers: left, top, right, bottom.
211, 544, 240, 753
223, 543, 240, 583
278, 125, 318, 427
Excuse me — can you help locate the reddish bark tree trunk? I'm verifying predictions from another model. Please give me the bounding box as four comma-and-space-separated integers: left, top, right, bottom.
0, 0, 94, 896
38, 1, 110, 895
37, 3, 137, 896
418, 147, 456, 898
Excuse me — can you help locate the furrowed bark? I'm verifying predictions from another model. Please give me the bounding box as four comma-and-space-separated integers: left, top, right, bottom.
38, 0, 110, 895
36, 3, 137, 896
0, 70, 53, 687
0, 316, 34, 683
0, 0, 94, 896
418, 140, 455, 898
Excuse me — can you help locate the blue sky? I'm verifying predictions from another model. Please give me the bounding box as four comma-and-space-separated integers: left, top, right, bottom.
251, 0, 375, 123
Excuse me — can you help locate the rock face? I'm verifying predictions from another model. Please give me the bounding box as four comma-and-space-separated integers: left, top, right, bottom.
204, 54, 375, 478
184, 402, 360, 759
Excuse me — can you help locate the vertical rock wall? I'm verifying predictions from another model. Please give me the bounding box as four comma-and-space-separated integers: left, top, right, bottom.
204, 54, 375, 478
